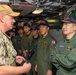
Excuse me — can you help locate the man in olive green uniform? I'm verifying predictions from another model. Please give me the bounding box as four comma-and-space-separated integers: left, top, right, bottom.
35, 20, 55, 75
51, 16, 76, 75
21, 23, 32, 58
15, 26, 24, 55
28, 25, 39, 75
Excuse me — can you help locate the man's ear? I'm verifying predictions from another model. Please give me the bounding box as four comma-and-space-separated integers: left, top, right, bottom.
47, 27, 49, 30
0, 16, 4, 23
74, 25, 76, 30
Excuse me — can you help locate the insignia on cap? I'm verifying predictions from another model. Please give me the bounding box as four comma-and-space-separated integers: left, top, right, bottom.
41, 20, 45, 23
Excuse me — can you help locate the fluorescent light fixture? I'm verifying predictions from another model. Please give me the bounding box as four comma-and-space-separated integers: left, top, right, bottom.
32, 9, 43, 14
0, 0, 9, 2
47, 19, 57, 22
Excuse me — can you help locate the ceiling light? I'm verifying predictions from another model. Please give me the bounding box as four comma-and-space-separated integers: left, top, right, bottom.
47, 19, 57, 22
32, 9, 43, 14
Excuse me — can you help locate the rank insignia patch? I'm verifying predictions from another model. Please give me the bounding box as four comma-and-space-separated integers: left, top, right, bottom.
43, 42, 47, 46
67, 46, 72, 50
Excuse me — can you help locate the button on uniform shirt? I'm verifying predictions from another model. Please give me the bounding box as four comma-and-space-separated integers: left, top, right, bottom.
51, 34, 76, 75
0, 30, 17, 66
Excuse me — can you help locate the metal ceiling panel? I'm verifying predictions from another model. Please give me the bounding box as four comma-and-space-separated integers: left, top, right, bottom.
11, 5, 36, 15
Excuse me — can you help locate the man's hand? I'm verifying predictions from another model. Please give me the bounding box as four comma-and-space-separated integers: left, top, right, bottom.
35, 65, 37, 72
16, 56, 25, 64
23, 62, 31, 73
46, 69, 52, 75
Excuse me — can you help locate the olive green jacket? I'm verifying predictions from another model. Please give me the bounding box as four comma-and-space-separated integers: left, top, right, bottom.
51, 34, 76, 75
36, 34, 54, 75
21, 33, 32, 51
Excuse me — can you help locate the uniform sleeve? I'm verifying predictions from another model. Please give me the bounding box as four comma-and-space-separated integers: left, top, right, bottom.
0, 38, 6, 65
51, 50, 60, 69
13, 36, 19, 51
47, 40, 53, 70
49, 40, 59, 70
56, 48, 76, 69
21, 36, 29, 50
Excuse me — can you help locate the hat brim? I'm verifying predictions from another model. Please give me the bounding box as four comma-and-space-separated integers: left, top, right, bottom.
39, 23, 49, 26
61, 20, 70, 23
62, 20, 76, 24
32, 28, 39, 30
9, 12, 20, 17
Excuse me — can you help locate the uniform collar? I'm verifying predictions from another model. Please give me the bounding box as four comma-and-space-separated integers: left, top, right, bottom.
41, 34, 49, 39
65, 34, 76, 43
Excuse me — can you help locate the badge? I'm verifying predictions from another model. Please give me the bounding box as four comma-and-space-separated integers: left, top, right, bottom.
67, 46, 72, 50
43, 42, 47, 46
60, 45, 64, 48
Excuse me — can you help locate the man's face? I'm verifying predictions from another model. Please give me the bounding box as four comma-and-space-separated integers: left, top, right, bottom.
9, 31, 14, 36
23, 26, 30, 34
62, 22, 76, 35
32, 30, 38, 36
39, 25, 49, 35
18, 29, 23, 35
1, 15, 15, 31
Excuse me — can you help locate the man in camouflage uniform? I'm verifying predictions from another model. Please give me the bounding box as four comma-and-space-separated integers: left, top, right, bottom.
0, 4, 31, 75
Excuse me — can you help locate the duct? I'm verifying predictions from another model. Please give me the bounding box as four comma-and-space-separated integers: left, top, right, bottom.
9, 0, 76, 20
11, 5, 36, 16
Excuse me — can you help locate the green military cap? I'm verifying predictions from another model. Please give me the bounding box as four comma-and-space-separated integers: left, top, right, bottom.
62, 12, 76, 24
